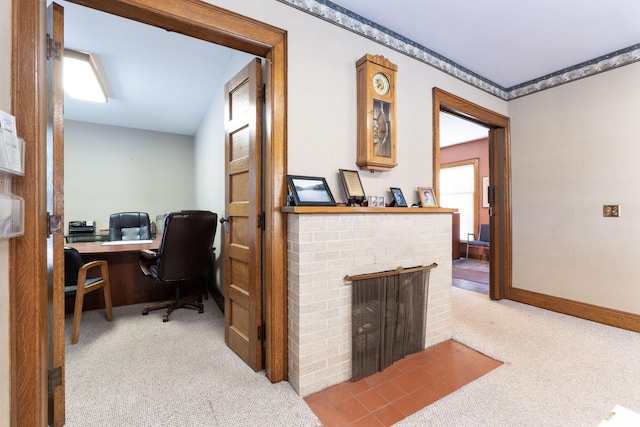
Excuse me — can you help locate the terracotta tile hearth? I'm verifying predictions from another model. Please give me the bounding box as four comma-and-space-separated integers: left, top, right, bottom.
304, 340, 502, 427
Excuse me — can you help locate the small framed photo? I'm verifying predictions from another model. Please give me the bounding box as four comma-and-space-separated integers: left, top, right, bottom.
339, 169, 366, 206
287, 175, 336, 206
367, 196, 385, 207
418, 187, 437, 207
389, 187, 408, 207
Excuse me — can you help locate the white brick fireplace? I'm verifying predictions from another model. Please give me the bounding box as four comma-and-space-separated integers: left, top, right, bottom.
285, 208, 454, 397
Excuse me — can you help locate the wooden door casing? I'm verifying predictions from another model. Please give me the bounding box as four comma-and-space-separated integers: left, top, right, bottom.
12, 2, 288, 423
47, 3, 66, 426
432, 88, 511, 301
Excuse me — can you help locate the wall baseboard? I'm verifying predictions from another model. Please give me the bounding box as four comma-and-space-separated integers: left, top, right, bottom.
508, 287, 640, 333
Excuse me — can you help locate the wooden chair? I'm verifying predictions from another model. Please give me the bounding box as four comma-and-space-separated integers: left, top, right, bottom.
64, 247, 113, 344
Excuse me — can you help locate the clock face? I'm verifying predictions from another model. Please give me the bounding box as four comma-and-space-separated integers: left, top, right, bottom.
372, 72, 390, 95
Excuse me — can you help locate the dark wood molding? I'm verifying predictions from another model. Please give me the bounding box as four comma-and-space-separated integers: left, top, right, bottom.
509, 287, 640, 333
432, 87, 512, 302
263, 36, 288, 382
11, 0, 49, 425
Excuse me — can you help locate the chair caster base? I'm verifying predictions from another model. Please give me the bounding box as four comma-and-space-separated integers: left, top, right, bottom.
142, 309, 149, 315
198, 307, 204, 313
162, 316, 169, 322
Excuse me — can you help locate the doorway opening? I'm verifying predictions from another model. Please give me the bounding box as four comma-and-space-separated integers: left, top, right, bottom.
11, 1, 288, 425
432, 88, 511, 301
438, 111, 490, 294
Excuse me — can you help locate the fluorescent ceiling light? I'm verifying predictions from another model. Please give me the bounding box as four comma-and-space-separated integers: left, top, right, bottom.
63, 49, 107, 103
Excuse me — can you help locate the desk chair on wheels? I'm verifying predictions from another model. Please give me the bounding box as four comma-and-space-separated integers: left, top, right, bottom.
109, 211, 151, 241
64, 247, 113, 344
138, 210, 218, 322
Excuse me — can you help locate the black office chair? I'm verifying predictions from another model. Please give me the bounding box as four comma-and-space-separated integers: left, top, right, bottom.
466, 223, 490, 259
108, 212, 151, 241
64, 247, 113, 344
138, 210, 218, 322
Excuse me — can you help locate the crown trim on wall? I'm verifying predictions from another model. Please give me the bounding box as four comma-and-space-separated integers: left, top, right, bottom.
277, 0, 640, 100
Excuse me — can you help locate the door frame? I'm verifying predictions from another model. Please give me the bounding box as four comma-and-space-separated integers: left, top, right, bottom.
432, 87, 511, 300
11, 0, 288, 424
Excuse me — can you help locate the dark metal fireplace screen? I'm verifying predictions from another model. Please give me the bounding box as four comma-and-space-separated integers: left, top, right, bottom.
346, 264, 437, 382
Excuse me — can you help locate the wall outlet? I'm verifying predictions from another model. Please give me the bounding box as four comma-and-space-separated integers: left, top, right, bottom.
603, 205, 620, 217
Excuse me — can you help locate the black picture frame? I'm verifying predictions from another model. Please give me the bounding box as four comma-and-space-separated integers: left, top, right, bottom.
339, 169, 366, 206
389, 187, 408, 207
287, 175, 336, 206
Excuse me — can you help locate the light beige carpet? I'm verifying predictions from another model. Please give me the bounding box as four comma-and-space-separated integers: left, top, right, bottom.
396, 288, 640, 426
64, 299, 321, 426
65, 287, 640, 426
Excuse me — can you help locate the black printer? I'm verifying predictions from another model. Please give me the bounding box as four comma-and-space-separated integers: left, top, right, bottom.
68, 221, 95, 235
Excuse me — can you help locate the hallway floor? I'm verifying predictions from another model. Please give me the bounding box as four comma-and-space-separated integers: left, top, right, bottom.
304, 340, 502, 426
452, 258, 489, 294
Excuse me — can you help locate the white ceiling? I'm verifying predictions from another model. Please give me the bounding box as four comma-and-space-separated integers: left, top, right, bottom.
439, 113, 488, 147
60, 0, 250, 136
60, 0, 640, 141
331, 0, 640, 89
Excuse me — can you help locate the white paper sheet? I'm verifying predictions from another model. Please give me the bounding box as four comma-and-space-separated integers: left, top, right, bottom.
101, 239, 153, 246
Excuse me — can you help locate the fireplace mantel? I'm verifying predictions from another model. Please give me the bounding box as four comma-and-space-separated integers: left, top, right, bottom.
282, 206, 457, 214
285, 209, 454, 397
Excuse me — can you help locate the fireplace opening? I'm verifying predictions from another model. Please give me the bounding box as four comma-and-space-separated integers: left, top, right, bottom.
346, 264, 437, 382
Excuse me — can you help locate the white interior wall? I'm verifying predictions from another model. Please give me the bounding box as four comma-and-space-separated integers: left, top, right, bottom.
509, 62, 640, 314
208, 0, 507, 205
64, 120, 196, 233
194, 50, 253, 293
0, 0, 11, 422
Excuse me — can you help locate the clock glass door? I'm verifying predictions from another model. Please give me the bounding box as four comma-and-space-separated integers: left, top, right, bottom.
372, 99, 392, 158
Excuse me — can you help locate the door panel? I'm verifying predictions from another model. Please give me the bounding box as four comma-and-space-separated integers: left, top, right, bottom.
224, 58, 263, 371
47, 2, 66, 426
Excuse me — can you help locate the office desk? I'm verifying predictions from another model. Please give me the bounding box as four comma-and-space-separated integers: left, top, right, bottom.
67, 235, 176, 312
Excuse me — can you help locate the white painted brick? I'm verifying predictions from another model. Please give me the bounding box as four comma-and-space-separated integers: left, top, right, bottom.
313, 250, 341, 262
288, 212, 453, 396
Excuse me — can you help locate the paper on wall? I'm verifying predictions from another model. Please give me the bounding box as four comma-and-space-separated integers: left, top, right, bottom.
0, 110, 24, 175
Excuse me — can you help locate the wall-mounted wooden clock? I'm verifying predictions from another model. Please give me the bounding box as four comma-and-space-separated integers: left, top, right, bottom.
356, 54, 398, 171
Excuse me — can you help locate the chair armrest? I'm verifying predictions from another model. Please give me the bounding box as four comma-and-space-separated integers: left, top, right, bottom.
139, 250, 159, 277
77, 260, 109, 288
140, 249, 158, 260
467, 233, 476, 242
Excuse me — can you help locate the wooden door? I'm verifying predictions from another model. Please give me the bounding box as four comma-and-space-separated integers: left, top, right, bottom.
47, 3, 66, 426
223, 58, 264, 371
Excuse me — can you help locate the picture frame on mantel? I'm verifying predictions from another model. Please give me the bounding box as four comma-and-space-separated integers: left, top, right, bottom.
286, 175, 336, 207
418, 187, 438, 207
339, 169, 366, 206
389, 187, 408, 207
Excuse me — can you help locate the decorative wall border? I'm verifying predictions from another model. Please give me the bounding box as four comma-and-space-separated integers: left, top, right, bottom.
278, 0, 640, 100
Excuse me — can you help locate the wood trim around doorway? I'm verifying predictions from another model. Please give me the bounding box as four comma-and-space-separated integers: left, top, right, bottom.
432, 87, 512, 301
11, 1, 288, 425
